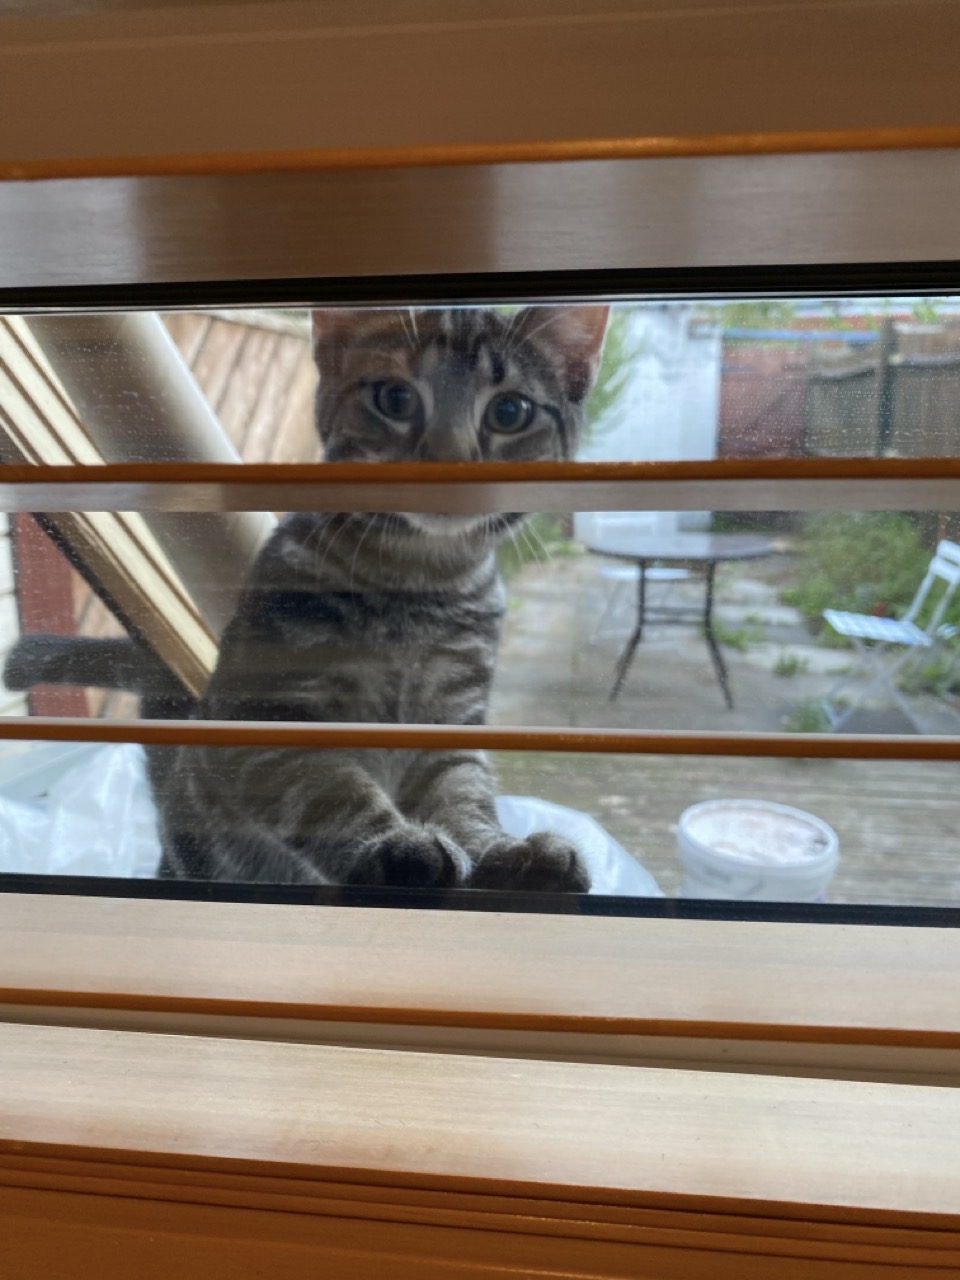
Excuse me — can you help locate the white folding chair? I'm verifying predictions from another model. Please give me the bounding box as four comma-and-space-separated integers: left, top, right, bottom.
821, 539, 960, 732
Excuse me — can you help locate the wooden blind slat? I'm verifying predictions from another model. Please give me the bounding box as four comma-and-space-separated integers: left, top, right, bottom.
6, 125, 960, 184
1, 459, 957, 482
0, 717, 957, 762
0, 458, 956, 513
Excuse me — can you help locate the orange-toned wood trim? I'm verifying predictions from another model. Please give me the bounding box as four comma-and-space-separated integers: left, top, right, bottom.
0, 457, 956, 514
7, 1145, 960, 1242
0, 457, 958, 486
3, 1196, 955, 1280
0, 716, 956, 762
3, 125, 960, 183
2, 897, 960, 1050
3, 1022, 960, 1232
14, 1185, 905, 1280
10, 992, 960, 1052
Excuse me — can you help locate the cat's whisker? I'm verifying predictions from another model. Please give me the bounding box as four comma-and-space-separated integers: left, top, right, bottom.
377, 515, 390, 576
347, 513, 379, 589
523, 518, 551, 565
313, 512, 362, 578
398, 309, 414, 350
516, 526, 543, 569
510, 311, 562, 349
499, 311, 522, 364
511, 518, 547, 570
379, 512, 403, 576
501, 520, 526, 564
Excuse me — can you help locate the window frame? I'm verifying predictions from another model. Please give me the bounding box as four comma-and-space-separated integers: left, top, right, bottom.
3, 87, 960, 1269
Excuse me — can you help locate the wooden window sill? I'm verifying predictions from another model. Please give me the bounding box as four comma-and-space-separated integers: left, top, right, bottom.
3, 1020, 959, 1278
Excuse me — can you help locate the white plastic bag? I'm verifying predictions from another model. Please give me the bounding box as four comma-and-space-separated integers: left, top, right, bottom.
0, 742, 162, 877
0, 743, 663, 895
496, 794, 663, 896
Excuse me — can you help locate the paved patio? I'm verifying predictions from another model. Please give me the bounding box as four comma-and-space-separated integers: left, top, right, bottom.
490, 549, 960, 905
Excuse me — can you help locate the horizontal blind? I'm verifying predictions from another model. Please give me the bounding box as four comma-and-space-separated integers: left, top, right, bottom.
0, 457, 957, 512
0, 458, 956, 762
0, 718, 957, 763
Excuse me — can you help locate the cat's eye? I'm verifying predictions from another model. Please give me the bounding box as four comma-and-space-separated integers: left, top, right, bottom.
372, 379, 420, 422
484, 391, 536, 434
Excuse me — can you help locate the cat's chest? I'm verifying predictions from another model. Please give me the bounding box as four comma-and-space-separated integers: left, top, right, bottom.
232, 575, 502, 716
250, 584, 493, 646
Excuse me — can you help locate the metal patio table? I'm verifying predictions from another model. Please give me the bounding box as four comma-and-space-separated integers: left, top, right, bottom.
586, 532, 775, 709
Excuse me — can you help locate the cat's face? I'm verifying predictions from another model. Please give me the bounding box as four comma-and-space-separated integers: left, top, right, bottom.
311, 305, 609, 540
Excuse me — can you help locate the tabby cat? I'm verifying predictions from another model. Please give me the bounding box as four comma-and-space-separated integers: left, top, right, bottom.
15, 305, 609, 889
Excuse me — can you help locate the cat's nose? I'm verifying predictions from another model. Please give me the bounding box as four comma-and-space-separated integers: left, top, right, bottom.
416, 429, 481, 462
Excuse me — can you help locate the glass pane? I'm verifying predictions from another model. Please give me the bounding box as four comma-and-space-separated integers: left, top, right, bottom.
496, 507, 960, 736
491, 751, 959, 909
0, 294, 958, 916
1, 295, 959, 465
0, 738, 956, 912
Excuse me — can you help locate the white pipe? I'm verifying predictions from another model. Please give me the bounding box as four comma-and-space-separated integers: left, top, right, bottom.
27, 313, 276, 636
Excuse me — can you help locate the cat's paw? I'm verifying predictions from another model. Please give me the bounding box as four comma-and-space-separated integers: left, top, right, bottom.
469, 831, 590, 893
345, 825, 471, 889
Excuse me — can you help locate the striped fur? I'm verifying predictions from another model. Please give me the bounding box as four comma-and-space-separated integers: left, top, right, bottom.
152, 305, 608, 888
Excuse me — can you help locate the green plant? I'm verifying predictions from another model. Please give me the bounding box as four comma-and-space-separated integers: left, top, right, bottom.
783, 698, 830, 733
582, 309, 634, 444
896, 644, 960, 696
710, 511, 793, 537
497, 514, 574, 580
703, 299, 798, 330
711, 618, 766, 650
773, 652, 808, 678
911, 298, 945, 324
780, 513, 960, 640
822, 300, 848, 331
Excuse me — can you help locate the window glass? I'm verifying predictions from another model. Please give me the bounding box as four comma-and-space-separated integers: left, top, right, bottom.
0, 295, 957, 914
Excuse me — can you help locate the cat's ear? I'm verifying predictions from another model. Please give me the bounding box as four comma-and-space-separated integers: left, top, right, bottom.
311, 308, 374, 360
512, 305, 611, 403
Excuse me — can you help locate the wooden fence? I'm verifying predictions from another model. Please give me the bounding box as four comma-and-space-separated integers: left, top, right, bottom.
717, 321, 960, 539
805, 319, 960, 458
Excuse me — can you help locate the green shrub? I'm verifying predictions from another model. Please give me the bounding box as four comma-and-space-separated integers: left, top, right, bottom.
773, 652, 808, 677
896, 644, 960, 696
711, 618, 766, 650
783, 698, 830, 733
780, 513, 955, 636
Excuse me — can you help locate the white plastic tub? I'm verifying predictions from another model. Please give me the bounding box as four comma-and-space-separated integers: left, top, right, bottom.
678, 798, 839, 902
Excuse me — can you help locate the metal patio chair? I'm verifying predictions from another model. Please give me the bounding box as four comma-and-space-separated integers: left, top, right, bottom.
821, 539, 960, 732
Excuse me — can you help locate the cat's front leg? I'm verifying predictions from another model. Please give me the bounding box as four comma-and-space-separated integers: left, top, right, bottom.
344, 824, 470, 888
468, 830, 590, 894
399, 749, 590, 893
310, 754, 472, 888
158, 745, 471, 888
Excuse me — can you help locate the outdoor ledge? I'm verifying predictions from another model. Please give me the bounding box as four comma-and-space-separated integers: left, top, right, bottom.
2, 1021, 960, 1278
